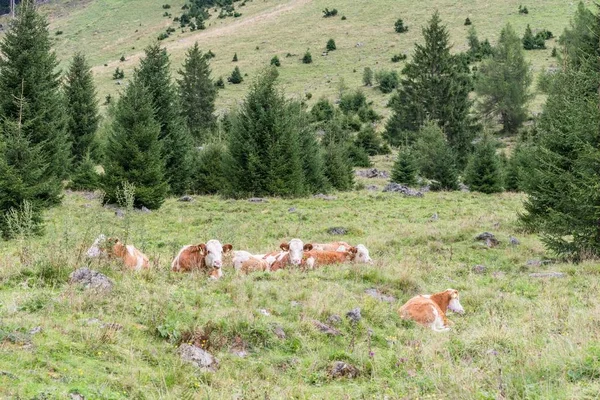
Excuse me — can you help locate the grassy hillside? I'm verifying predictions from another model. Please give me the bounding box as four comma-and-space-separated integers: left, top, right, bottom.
1, 160, 600, 398
0, 0, 586, 116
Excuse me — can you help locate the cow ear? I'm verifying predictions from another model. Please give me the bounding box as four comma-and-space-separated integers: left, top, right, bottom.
222, 244, 233, 253
280, 242, 289, 251
350, 246, 358, 254
199, 243, 207, 253
303, 243, 313, 251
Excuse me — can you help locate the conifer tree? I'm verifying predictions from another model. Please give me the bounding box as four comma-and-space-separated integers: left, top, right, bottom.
67, 152, 100, 191
323, 142, 354, 191
326, 39, 336, 51
102, 80, 168, 209
0, 95, 62, 238
136, 43, 193, 195
193, 142, 228, 194
177, 42, 217, 142
391, 147, 418, 186
413, 121, 458, 191
226, 68, 323, 197
0, 0, 70, 179
228, 66, 243, 84
385, 11, 476, 167
476, 24, 532, 134
363, 67, 373, 86
464, 134, 503, 193
64, 53, 100, 163
559, 2, 600, 69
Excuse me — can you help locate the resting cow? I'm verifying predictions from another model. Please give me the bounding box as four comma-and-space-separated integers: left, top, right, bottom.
303, 249, 357, 269
310, 242, 373, 264
263, 239, 313, 271
171, 239, 232, 279
398, 289, 465, 332
233, 250, 270, 273
106, 237, 150, 270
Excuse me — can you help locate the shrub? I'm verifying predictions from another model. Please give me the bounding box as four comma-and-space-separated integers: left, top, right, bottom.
162, 4, 171, 9
326, 38, 336, 51
355, 125, 385, 156
339, 90, 367, 114
206, 50, 216, 59
112, 67, 124, 79
302, 50, 312, 64
68, 153, 100, 191
311, 98, 335, 121
518, 5, 529, 14
363, 67, 373, 86
157, 32, 169, 40
119, 55, 126, 62
228, 66, 243, 84
464, 134, 504, 193
322, 8, 338, 17
523, 25, 546, 50
55, 30, 63, 35
341, 15, 346, 20
464, 18, 472, 26
192, 143, 229, 194
551, 47, 557, 57
394, 18, 408, 33
215, 77, 225, 88
104, 94, 112, 104
374, 70, 399, 93
391, 54, 407, 62
413, 121, 459, 191
232, 52, 238, 62
270, 56, 281, 67
347, 144, 372, 167
391, 147, 418, 186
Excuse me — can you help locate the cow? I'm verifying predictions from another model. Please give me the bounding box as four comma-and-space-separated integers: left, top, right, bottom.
398, 289, 465, 332
232, 250, 270, 273
303, 248, 357, 269
171, 240, 233, 279
106, 237, 150, 270
279, 239, 313, 266
310, 241, 373, 264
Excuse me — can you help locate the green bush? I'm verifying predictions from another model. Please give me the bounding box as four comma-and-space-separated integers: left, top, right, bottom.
228, 66, 243, 84
270, 56, 281, 67
302, 51, 313, 64
374, 70, 399, 93
322, 8, 338, 17
326, 38, 336, 51
394, 18, 408, 33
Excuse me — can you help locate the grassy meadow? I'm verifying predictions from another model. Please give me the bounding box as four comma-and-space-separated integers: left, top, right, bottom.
2, 159, 600, 398
0, 0, 584, 116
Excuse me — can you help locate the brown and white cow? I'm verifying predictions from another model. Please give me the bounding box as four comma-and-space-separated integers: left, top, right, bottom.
311, 242, 373, 264
106, 237, 150, 270
302, 248, 357, 269
233, 250, 270, 273
279, 238, 313, 266
171, 239, 232, 279
398, 289, 465, 332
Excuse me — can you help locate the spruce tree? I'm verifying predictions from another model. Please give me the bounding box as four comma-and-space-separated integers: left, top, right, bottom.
476, 24, 532, 134
559, 2, 600, 69
326, 39, 336, 51
177, 42, 217, 142
228, 66, 243, 84
64, 53, 100, 164
0, 0, 70, 179
193, 142, 228, 194
464, 134, 503, 193
0, 96, 62, 238
363, 67, 373, 86
136, 43, 193, 195
323, 142, 354, 191
391, 147, 418, 186
102, 80, 168, 210
413, 121, 458, 191
67, 152, 100, 191
384, 11, 476, 167
226, 68, 316, 197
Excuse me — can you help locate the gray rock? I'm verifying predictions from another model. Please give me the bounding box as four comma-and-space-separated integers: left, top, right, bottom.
28, 326, 42, 335
475, 232, 500, 247
288, 207, 297, 213
178, 344, 218, 372
327, 227, 347, 235
382, 183, 423, 197
356, 168, 389, 179
313, 193, 337, 200
258, 309, 271, 316
459, 183, 470, 192
326, 315, 342, 325
272, 324, 286, 339
430, 212, 439, 221
140, 206, 151, 213
526, 259, 542, 267
329, 361, 360, 379
529, 272, 566, 278
290, 301, 302, 307
312, 320, 341, 336
364, 288, 396, 303
69, 268, 114, 292
248, 197, 268, 203
509, 236, 520, 246
366, 185, 379, 191
472, 265, 487, 274
115, 209, 125, 219
346, 307, 361, 323
70, 394, 85, 400
492, 271, 506, 279
178, 195, 195, 202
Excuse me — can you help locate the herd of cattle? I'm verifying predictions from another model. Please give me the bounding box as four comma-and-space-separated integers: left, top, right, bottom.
85, 235, 464, 332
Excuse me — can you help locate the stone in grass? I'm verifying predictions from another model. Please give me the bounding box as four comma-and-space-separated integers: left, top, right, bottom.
364, 288, 397, 303
327, 227, 348, 235
329, 361, 360, 379
248, 197, 268, 203
178, 195, 195, 202
475, 232, 499, 247
69, 268, 114, 292
472, 265, 487, 274
178, 343, 219, 372
346, 307, 361, 323
312, 320, 342, 336
326, 315, 342, 325
529, 272, 566, 278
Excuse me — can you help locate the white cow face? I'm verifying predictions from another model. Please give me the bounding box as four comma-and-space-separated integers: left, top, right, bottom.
86, 234, 107, 258
280, 239, 312, 266
447, 289, 465, 314
203, 239, 233, 269
354, 244, 372, 264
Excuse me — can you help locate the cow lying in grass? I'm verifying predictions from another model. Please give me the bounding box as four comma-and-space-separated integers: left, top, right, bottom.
398, 289, 465, 332
263, 239, 313, 271
311, 242, 373, 264
106, 237, 150, 270
171, 240, 232, 278
303, 248, 357, 269
232, 250, 273, 273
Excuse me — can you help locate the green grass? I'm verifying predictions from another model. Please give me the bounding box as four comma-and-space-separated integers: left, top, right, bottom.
2, 167, 600, 398
0, 0, 584, 117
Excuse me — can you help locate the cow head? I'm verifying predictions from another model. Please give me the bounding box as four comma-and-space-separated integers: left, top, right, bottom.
353, 244, 373, 264
280, 239, 312, 265
203, 239, 233, 269
106, 237, 126, 257
446, 289, 464, 314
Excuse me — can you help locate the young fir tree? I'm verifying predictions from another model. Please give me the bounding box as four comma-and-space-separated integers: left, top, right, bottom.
464, 134, 503, 193
193, 142, 229, 194
228, 66, 243, 84
391, 147, 418, 186
323, 142, 354, 191
102, 80, 168, 210
413, 120, 459, 191
64, 53, 100, 164
326, 38, 336, 51
68, 152, 100, 191
0, 95, 62, 238
476, 24, 532, 134
0, 0, 70, 180
177, 42, 217, 142
558, 2, 600, 69
226, 68, 324, 197
384, 11, 476, 167
363, 67, 373, 86
136, 43, 193, 195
